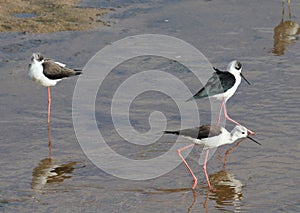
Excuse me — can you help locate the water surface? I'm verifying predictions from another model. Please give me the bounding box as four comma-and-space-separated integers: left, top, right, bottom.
0, 0, 299, 212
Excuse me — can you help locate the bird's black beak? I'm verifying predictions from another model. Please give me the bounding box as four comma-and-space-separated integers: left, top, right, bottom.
241, 73, 251, 85
247, 136, 261, 145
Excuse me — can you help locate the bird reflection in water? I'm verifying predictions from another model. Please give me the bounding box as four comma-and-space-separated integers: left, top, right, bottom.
218, 138, 247, 170
188, 170, 243, 212
273, 0, 300, 55
31, 158, 77, 193
206, 170, 243, 210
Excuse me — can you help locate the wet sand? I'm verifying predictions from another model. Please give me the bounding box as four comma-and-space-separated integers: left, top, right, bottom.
0, 0, 300, 212
0, 0, 112, 33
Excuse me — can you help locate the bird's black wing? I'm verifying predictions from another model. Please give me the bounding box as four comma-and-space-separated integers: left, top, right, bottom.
164, 125, 222, 140
190, 71, 235, 100
42, 61, 81, 80
216, 71, 236, 92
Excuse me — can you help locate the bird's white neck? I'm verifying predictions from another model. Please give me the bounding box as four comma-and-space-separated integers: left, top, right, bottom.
218, 128, 233, 146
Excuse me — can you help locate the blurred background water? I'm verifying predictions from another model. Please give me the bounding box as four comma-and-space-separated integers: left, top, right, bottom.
0, 0, 299, 212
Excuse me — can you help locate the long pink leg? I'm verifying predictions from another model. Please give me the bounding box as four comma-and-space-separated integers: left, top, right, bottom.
48, 122, 52, 159
217, 99, 225, 124
223, 139, 245, 169
202, 149, 211, 188
223, 102, 241, 126
177, 144, 197, 189
47, 87, 51, 124
223, 103, 256, 135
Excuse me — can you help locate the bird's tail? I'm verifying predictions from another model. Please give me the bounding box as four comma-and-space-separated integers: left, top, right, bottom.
163, 130, 180, 135
185, 96, 195, 102
74, 69, 82, 75
186, 88, 207, 102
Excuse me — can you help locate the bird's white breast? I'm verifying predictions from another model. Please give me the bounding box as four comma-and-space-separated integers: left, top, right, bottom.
28, 62, 43, 81
212, 73, 242, 101
28, 62, 59, 87
192, 130, 232, 148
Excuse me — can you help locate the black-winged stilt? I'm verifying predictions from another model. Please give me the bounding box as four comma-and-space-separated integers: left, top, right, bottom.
28, 52, 81, 123
188, 60, 254, 134
164, 124, 260, 189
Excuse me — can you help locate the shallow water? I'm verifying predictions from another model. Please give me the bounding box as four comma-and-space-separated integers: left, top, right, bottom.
0, 0, 300, 212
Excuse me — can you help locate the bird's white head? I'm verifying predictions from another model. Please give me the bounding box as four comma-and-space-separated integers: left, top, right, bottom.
230, 125, 248, 140
227, 60, 251, 85
227, 60, 242, 74
230, 125, 261, 145
31, 52, 44, 64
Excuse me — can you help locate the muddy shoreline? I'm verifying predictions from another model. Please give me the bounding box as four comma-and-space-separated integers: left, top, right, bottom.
0, 0, 113, 33
0, 0, 299, 212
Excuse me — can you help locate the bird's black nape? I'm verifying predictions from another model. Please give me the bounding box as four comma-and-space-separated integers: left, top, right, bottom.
213, 67, 226, 72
